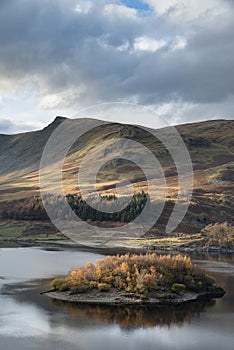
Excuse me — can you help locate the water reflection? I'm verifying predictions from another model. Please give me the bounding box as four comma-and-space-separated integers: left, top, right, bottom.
0, 248, 234, 350
50, 298, 216, 330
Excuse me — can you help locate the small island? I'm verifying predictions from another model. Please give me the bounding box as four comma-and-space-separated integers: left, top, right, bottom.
45, 253, 225, 305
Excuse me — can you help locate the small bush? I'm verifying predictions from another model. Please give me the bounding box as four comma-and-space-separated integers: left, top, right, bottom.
201, 223, 234, 248
204, 274, 216, 286
70, 283, 89, 294
171, 283, 186, 294
51, 278, 64, 289
51, 278, 70, 291
98, 283, 111, 292
197, 281, 203, 290
57, 282, 70, 292
89, 281, 98, 288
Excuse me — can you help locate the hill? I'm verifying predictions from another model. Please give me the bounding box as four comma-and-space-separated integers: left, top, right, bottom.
0, 117, 233, 235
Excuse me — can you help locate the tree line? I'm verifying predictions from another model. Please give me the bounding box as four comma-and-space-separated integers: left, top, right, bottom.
0, 191, 149, 223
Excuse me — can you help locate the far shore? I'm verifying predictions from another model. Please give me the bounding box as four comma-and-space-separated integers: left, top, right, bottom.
0, 220, 233, 255
1, 237, 234, 256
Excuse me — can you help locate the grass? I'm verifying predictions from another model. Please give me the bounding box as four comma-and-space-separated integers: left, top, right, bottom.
190, 144, 233, 163
0, 221, 25, 239
23, 234, 63, 241
0, 220, 64, 242
130, 234, 203, 247
0, 242, 22, 248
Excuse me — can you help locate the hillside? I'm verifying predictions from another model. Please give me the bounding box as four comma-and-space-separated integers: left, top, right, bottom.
0, 117, 233, 234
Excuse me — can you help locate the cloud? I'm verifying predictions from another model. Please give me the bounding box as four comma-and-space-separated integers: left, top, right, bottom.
103, 4, 138, 19
170, 36, 187, 51
145, 0, 229, 22
0, 0, 233, 131
133, 36, 167, 52
0, 118, 42, 134
75, 1, 93, 14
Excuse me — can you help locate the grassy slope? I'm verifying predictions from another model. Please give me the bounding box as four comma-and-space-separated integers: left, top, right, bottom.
0, 118, 233, 234
0, 220, 65, 242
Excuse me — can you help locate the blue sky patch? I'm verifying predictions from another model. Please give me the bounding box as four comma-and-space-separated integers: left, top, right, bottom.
121, 0, 151, 12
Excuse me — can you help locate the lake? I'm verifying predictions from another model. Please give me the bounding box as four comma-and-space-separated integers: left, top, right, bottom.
0, 247, 234, 350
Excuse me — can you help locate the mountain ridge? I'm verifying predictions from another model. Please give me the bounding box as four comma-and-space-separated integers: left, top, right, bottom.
0, 117, 233, 234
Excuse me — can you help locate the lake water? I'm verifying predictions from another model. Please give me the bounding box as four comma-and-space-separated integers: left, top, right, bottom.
0, 247, 234, 350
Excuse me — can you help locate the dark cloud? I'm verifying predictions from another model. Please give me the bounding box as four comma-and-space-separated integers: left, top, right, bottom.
0, 118, 44, 134
0, 0, 233, 123
0, 119, 14, 133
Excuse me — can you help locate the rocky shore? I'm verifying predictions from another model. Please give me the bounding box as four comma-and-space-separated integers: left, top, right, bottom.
45, 286, 225, 306
143, 244, 234, 255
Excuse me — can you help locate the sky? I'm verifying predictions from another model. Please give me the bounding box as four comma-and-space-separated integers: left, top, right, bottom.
0, 0, 234, 134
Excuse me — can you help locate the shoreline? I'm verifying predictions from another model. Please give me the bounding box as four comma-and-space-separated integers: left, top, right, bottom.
142, 244, 234, 256
0, 220, 233, 255
45, 287, 225, 306
1, 238, 234, 256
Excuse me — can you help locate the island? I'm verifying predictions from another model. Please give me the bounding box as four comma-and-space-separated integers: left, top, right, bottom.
45, 253, 225, 305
